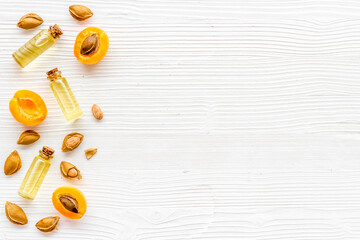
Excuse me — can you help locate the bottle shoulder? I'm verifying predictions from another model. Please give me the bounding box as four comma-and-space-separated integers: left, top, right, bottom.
34, 30, 56, 47
50, 77, 68, 85
35, 155, 51, 162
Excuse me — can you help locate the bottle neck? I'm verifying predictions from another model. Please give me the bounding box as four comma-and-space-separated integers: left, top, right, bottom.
48, 74, 62, 82
39, 151, 52, 160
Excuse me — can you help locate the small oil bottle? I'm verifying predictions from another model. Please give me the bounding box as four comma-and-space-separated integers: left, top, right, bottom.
47, 68, 83, 121
18, 146, 55, 200
12, 24, 63, 68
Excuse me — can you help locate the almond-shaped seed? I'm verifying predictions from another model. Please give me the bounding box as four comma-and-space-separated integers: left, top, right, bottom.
17, 130, 40, 145
92, 104, 103, 120
62, 133, 84, 152
85, 148, 97, 160
69, 5, 93, 21
81, 34, 99, 55
60, 161, 82, 180
4, 150, 21, 175
59, 195, 79, 213
35, 216, 60, 232
17, 13, 43, 29
5, 201, 28, 225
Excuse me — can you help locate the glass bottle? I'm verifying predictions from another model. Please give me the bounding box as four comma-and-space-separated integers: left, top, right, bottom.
18, 146, 55, 200
47, 68, 83, 121
12, 24, 63, 68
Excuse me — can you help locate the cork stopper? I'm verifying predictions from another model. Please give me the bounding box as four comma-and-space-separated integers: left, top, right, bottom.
42, 146, 55, 157
46, 68, 62, 81
49, 24, 63, 39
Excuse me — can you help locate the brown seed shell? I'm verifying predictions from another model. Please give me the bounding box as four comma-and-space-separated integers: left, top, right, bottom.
5, 201, 28, 225
62, 133, 84, 152
60, 161, 82, 180
35, 216, 60, 232
4, 150, 21, 175
69, 5, 93, 21
92, 104, 103, 120
59, 195, 79, 213
81, 34, 99, 55
85, 148, 97, 160
17, 13, 43, 29
17, 130, 40, 145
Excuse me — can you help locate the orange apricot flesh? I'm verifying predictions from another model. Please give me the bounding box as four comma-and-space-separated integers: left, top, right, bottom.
9, 90, 47, 126
74, 27, 109, 65
52, 186, 87, 219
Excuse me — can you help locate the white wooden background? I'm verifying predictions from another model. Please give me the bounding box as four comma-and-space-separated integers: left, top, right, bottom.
1, 0, 360, 239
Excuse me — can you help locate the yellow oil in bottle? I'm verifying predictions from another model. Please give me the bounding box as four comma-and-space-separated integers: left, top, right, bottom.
47, 68, 83, 121
18, 147, 54, 200
12, 25, 62, 68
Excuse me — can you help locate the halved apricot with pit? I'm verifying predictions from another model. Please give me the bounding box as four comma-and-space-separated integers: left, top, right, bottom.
9, 90, 47, 126
74, 27, 109, 65
52, 186, 86, 219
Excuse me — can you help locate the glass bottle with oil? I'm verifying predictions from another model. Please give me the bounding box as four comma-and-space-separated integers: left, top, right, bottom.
12, 24, 63, 68
18, 146, 55, 200
46, 68, 83, 121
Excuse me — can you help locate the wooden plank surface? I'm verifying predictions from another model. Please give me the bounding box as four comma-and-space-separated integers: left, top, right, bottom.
0, 0, 360, 239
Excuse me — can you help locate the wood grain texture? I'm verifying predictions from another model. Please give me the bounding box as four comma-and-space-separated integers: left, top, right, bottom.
0, 0, 360, 239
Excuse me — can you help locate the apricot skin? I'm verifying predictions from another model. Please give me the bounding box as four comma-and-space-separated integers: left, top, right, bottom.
9, 90, 47, 126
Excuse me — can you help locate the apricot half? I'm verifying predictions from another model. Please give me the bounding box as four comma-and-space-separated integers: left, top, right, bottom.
52, 186, 87, 219
74, 27, 109, 65
9, 90, 47, 126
